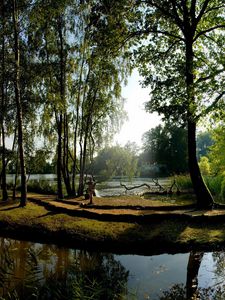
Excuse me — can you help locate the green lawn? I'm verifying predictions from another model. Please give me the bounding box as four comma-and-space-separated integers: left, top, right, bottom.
0, 199, 225, 254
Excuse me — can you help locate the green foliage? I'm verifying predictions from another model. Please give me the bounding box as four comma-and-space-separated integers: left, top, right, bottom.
174, 175, 193, 191
133, 1, 225, 123
203, 173, 225, 203
92, 143, 139, 181
208, 124, 225, 175
197, 131, 214, 159
140, 123, 188, 175
27, 180, 57, 195
198, 156, 211, 176
220, 175, 225, 202
26, 149, 54, 174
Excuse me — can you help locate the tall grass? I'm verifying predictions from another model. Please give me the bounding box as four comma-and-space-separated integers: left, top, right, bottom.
174, 175, 193, 191
205, 173, 225, 203
174, 173, 225, 204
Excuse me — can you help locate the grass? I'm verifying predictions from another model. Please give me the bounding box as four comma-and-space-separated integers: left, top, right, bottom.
1, 197, 225, 254
70, 194, 196, 207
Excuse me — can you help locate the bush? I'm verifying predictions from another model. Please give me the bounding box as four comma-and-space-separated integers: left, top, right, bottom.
27, 180, 57, 195
174, 175, 193, 191
198, 156, 211, 175
205, 173, 225, 203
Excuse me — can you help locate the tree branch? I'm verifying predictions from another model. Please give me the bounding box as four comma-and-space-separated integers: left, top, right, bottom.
132, 29, 184, 41
170, 0, 184, 31
194, 24, 225, 41
142, 0, 183, 30
190, 0, 197, 22
199, 91, 225, 118
196, 68, 225, 84
204, 4, 225, 14
195, 0, 211, 25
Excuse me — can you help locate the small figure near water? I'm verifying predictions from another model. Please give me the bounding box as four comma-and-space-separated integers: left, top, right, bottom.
86, 176, 96, 204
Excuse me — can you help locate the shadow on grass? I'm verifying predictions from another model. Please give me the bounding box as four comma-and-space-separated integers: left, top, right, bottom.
115, 217, 225, 255
34, 211, 60, 219
0, 205, 20, 211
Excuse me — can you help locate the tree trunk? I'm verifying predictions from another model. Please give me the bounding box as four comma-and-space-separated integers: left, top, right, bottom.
62, 114, 73, 196
1, 0, 8, 201
13, 150, 19, 201
185, 36, 213, 209
188, 120, 213, 208
57, 114, 63, 199
56, 16, 66, 200
186, 251, 204, 299
13, 0, 27, 207
1, 125, 8, 201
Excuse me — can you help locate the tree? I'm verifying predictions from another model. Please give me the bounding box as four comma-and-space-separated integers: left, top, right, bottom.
208, 124, 225, 175
91, 144, 139, 181
0, 0, 8, 201
28, 0, 129, 198
197, 131, 213, 159
141, 123, 188, 175
198, 156, 211, 175
133, 0, 225, 208
12, 0, 28, 206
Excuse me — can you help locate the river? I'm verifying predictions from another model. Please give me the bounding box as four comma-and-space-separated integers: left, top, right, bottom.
0, 237, 224, 299
6, 174, 172, 196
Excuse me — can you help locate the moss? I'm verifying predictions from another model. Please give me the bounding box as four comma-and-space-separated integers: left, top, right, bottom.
1, 200, 225, 254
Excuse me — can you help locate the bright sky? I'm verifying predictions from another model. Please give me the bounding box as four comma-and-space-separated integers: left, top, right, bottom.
113, 69, 161, 148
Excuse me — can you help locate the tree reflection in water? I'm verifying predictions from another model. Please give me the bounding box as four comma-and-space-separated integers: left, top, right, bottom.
2, 238, 225, 299
160, 251, 225, 300
0, 238, 129, 300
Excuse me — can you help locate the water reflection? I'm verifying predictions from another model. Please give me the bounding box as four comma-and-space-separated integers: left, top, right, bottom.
0, 238, 129, 299
1, 238, 225, 299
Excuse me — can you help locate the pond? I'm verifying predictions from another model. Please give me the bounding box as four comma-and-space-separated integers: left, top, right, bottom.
6, 174, 172, 196
0, 237, 224, 299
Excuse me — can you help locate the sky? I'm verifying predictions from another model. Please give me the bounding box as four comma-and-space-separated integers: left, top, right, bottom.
113, 69, 161, 148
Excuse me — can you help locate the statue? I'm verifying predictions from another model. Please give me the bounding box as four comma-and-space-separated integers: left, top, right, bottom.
86, 177, 96, 204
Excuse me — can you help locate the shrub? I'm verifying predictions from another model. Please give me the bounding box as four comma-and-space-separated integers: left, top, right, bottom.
205, 173, 225, 203
174, 175, 193, 191
27, 180, 57, 195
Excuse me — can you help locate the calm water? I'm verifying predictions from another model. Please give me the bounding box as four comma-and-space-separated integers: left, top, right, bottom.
0, 237, 224, 299
6, 174, 172, 196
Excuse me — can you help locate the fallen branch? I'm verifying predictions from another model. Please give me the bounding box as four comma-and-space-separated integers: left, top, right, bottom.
120, 183, 151, 191
152, 178, 165, 192
168, 179, 181, 194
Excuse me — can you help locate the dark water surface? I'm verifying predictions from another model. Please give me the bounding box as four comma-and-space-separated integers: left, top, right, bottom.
0, 237, 224, 299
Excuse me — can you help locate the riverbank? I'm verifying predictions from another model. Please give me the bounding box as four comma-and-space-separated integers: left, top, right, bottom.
1, 193, 225, 255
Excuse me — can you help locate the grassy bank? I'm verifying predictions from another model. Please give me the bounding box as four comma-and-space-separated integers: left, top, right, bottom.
1, 198, 225, 254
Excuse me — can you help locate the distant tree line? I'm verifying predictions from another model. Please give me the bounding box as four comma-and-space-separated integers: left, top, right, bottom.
91, 125, 215, 180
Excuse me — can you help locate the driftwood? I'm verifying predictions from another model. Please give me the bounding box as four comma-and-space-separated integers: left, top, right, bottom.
120, 183, 151, 191
168, 179, 181, 194
152, 178, 165, 192
121, 178, 181, 195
